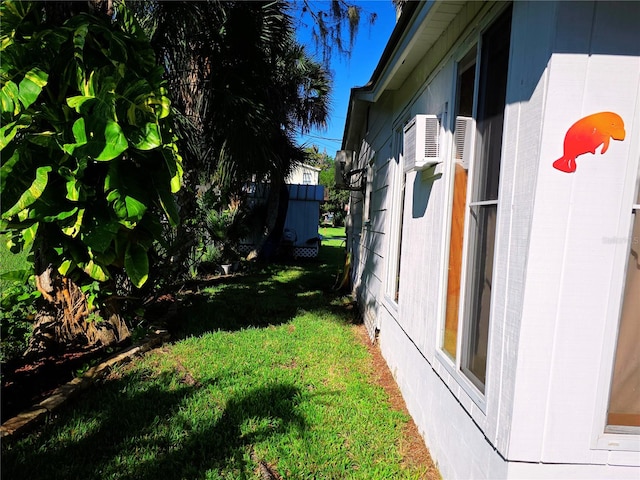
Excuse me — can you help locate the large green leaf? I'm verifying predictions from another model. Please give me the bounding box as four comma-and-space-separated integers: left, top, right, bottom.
0, 148, 20, 192
95, 119, 128, 160
18, 67, 48, 109
83, 260, 109, 282
0, 114, 31, 149
124, 242, 148, 288
162, 147, 183, 193
2, 166, 51, 219
63, 117, 88, 155
27, 131, 57, 148
21, 221, 38, 250
83, 220, 119, 253
131, 122, 161, 150
65, 177, 82, 201
157, 185, 180, 227
60, 208, 85, 238
40, 207, 79, 223
72, 23, 89, 66
146, 94, 171, 119
0, 81, 19, 115
58, 259, 75, 276
63, 117, 129, 161
124, 195, 147, 221
66, 95, 96, 112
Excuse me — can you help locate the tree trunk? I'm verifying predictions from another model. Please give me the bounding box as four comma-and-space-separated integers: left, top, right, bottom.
25, 264, 130, 358
248, 177, 289, 261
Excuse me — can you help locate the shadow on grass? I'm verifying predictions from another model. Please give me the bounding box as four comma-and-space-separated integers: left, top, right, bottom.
2, 370, 305, 480
172, 243, 358, 339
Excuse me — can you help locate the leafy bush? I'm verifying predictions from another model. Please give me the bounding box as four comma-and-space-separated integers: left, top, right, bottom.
0, 270, 39, 361
0, 1, 183, 305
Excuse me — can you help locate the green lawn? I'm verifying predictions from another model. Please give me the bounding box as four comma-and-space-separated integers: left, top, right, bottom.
0, 241, 30, 275
320, 226, 346, 245
2, 233, 437, 479
0, 239, 37, 361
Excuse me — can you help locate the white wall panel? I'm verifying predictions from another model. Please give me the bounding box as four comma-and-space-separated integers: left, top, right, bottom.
347, 0, 640, 476
511, 0, 640, 465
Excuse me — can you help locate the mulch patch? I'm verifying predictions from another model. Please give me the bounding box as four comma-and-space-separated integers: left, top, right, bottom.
1, 346, 123, 424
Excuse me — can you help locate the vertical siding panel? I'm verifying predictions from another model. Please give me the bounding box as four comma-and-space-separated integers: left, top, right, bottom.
489, 0, 556, 455
540, 2, 640, 462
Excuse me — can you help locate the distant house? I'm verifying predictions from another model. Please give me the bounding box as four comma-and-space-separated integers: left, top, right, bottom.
340, 1, 639, 479
286, 163, 321, 185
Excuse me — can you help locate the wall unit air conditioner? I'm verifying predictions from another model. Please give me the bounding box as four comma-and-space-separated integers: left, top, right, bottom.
335, 150, 353, 189
453, 116, 473, 170
403, 114, 441, 173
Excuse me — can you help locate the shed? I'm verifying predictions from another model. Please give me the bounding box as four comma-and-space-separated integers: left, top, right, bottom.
282, 184, 324, 258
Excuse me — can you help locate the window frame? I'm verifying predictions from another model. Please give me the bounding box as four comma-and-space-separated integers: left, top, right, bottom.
436, 4, 512, 407
592, 185, 640, 452
363, 160, 374, 226
435, 41, 489, 411
384, 124, 409, 309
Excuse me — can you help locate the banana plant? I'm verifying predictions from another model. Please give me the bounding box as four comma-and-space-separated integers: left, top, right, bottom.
0, 1, 182, 354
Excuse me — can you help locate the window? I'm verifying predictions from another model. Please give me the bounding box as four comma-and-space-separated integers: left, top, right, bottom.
302, 172, 312, 185
606, 192, 640, 431
444, 49, 476, 359
442, 6, 512, 392
386, 127, 407, 303
363, 159, 374, 224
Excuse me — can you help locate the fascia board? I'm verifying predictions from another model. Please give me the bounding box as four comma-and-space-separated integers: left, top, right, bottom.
368, 0, 438, 102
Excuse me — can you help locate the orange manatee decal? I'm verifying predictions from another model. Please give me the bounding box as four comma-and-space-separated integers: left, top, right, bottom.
553, 112, 626, 173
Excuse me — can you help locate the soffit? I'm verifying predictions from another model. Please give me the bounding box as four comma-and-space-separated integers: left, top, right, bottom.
361, 1, 466, 101
342, 1, 467, 151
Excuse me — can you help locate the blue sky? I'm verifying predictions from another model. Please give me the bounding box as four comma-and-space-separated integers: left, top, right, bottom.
294, 1, 398, 157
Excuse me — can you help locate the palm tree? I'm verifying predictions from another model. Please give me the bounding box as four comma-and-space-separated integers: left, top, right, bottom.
132, 1, 331, 265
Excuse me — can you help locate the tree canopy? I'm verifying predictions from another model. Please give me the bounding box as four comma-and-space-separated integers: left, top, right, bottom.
1, 1, 182, 290
1, 0, 183, 354
0, 0, 369, 357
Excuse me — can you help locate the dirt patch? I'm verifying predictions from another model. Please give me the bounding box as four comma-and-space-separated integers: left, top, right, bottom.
352, 324, 441, 480
1, 347, 117, 424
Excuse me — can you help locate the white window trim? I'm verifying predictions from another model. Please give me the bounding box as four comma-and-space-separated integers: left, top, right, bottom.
383, 126, 408, 312
591, 185, 640, 452
434, 52, 491, 413
434, 8, 510, 415
363, 160, 374, 226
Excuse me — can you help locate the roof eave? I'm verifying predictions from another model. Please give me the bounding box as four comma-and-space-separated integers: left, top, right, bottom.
342, 1, 462, 151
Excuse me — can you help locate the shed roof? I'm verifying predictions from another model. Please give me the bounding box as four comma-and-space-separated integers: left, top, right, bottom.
287, 184, 324, 201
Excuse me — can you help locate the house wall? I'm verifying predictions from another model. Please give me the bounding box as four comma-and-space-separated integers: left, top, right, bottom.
508, 0, 640, 466
286, 164, 319, 185
346, 1, 640, 478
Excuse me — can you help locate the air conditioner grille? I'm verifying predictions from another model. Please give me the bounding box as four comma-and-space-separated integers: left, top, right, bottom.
424, 116, 440, 159
453, 116, 473, 170
404, 119, 416, 169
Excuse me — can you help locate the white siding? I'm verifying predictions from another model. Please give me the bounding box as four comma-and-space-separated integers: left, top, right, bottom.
510, 0, 640, 464
344, 1, 640, 478
286, 164, 320, 185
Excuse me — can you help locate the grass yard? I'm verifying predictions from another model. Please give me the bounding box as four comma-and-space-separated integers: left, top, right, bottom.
0, 241, 31, 274
0, 239, 38, 361
1, 228, 439, 479
319, 226, 346, 244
